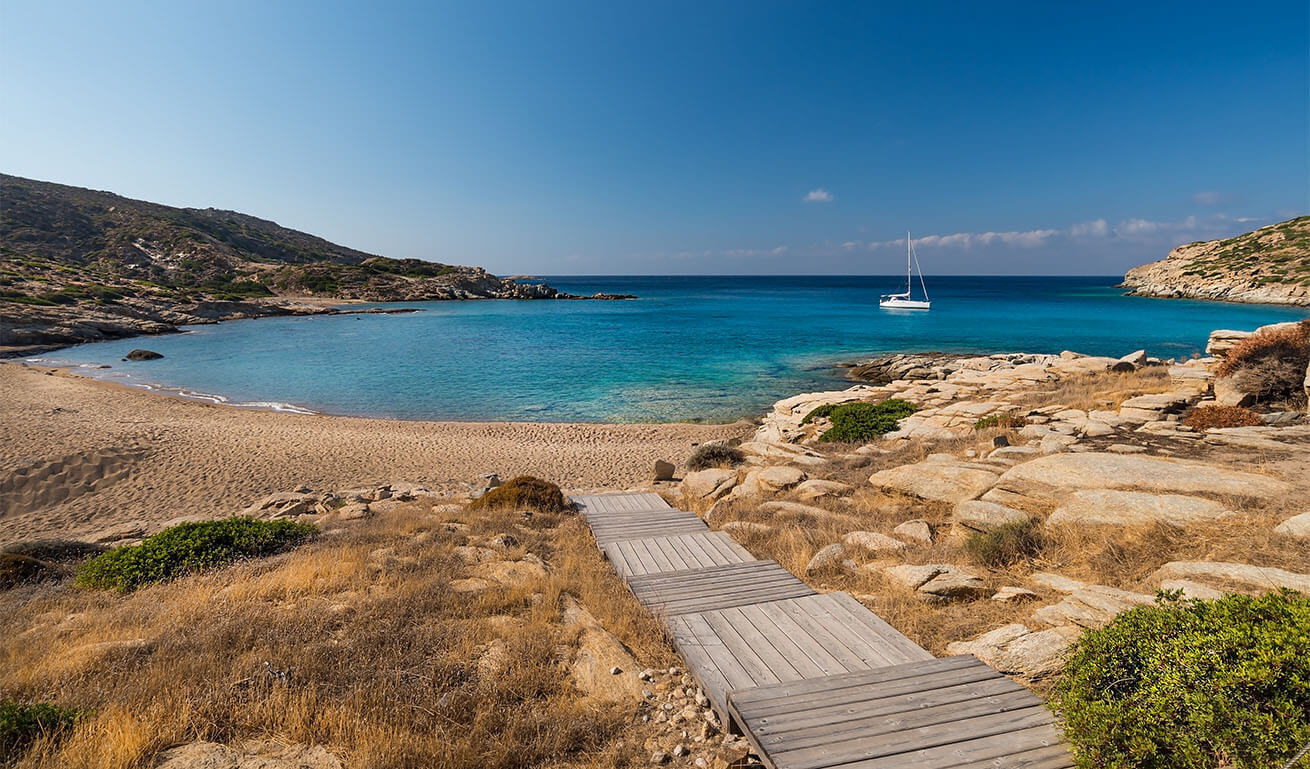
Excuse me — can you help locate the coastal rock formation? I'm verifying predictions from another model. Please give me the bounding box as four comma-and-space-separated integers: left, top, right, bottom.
0, 174, 630, 356
1121, 216, 1310, 305
1045, 489, 1234, 528
946, 624, 1078, 677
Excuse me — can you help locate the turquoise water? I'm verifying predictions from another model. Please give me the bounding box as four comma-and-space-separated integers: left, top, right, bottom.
39, 276, 1309, 422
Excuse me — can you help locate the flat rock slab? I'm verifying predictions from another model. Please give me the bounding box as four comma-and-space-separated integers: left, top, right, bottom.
945, 624, 1080, 677
869, 461, 999, 504
988, 453, 1292, 503
1149, 561, 1310, 594
1031, 585, 1154, 629
727, 655, 1073, 769
1046, 489, 1234, 528
1275, 512, 1310, 540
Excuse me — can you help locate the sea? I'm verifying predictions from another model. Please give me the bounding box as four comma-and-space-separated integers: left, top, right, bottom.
35, 276, 1310, 423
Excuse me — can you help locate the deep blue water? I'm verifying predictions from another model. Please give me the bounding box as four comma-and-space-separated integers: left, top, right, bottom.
38, 276, 1309, 422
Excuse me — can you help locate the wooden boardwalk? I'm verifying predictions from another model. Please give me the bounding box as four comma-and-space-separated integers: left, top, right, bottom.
571, 491, 1073, 769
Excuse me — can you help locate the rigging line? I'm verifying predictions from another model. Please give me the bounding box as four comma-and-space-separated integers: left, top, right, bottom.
911, 239, 930, 301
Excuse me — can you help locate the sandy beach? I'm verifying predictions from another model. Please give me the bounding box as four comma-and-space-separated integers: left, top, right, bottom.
0, 362, 753, 544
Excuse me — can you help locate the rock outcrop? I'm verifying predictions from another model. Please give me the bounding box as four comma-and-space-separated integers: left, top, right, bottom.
1121, 216, 1310, 305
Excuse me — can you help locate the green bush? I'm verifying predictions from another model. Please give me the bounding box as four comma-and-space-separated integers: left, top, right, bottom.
76, 518, 316, 592
811, 399, 916, 443
467, 476, 570, 513
686, 443, 745, 470
1053, 590, 1310, 769
973, 413, 1028, 430
0, 700, 82, 762
963, 520, 1043, 567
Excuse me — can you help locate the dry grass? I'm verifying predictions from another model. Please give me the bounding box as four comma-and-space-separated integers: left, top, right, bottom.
0, 502, 677, 769
1182, 405, 1263, 430
1017, 366, 1172, 412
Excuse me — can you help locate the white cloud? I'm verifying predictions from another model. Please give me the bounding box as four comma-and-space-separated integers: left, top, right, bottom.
869, 229, 1060, 250
841, 241, 861, 250
1070, 219, 1109, 237
722, 245, 789, 257
1192, 191, 1230, 205
803, 188, 834, 203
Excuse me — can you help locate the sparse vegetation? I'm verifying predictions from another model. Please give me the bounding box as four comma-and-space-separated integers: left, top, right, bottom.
1182, 404, 1264, 430
466, 475, 570, 513
686, 442, 745, 470
0, 701, 82, 763
76, 518, 316, 592
811, 399, 916, 443
963, 520, 1043, 568
973, 413, 1027, 430
0, 553, 67, 590
1216, 320, 1310, 407
1054, 590, 1310, 769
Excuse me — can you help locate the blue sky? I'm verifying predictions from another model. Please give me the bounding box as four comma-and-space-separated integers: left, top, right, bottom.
1, 1, 1306, 275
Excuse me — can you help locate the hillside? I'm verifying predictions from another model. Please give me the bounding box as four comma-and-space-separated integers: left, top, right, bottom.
1121, 216, 1310, 305
0, 175, 625, 355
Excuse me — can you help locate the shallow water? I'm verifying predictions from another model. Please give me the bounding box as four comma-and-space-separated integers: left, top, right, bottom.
39, 276, 1309, 422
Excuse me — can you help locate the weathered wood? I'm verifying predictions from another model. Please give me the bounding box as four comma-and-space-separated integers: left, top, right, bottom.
727, 657, 1072, 769
573, 492, 1070, 769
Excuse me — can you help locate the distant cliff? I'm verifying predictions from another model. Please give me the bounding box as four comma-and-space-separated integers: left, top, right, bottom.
0, 175, 629, 355
1121, 216, 1310, 306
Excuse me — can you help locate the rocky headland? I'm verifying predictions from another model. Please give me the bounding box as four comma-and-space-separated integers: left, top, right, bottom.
1120, 215, 1310, 305
0, 175, 632, 356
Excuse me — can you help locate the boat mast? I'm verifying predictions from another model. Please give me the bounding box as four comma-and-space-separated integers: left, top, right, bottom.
905, 231, 912, 294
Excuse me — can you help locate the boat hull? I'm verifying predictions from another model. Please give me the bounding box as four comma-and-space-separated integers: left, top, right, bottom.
879, 298, 931, 310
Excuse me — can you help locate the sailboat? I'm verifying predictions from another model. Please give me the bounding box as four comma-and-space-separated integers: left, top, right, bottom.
879, 231, 931, 310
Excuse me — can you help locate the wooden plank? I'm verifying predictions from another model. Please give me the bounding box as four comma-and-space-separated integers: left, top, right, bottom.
702, 609, 784, 687
736, 666, 1006, 723
769, 707, 1056, 769
841, 724, 1070, 769
770, 595, 902, 671
591, 520, 709, 546
826, 592, 936, 664
571, 492, 673, 519
730, 656, 978, 709
735, 603, 831, 680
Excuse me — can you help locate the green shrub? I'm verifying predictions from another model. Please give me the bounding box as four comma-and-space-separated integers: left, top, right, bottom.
963, 520, 1043, 567
686, 443, 745, 470
812, 399, 916, 443
0, 700, 82, 762
76, 518, 316, 592
973, 413, 1028, 430
1053, 590, 1310, 769
467, 476, 570, 513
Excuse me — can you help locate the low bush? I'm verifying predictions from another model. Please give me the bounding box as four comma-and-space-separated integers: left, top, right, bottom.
1182, 404, 1263, 430
1053, 590, 1310, 769
686, 443, 745, 471
973, 413, 1028, 431
1216, 320, 1310, 406
0, 700, 82, 762
814, 399, 916, 443
1, 539, 105, 564
963, 520, 1043, 567
467, 476, 570, 513
76, 518, 316, 592
0, 553, 67, 590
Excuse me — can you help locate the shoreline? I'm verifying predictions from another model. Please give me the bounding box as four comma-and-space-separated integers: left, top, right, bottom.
0, 362, 754, 544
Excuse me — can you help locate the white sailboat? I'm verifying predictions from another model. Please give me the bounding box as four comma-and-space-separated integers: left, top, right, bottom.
879, 231, 931, 310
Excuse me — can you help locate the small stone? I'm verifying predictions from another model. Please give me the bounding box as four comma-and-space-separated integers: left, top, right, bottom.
992, 586, 1039, 602
651, 751, 669, 764
639, 668, 656, 681
673, 745, 689, 757
892, 519, 933, 543
654, 460, 676, 481
804, 543, 847, 575
609, 666, 622, 675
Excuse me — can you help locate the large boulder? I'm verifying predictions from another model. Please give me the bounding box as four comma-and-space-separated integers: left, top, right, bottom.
680, 468, 737, 501
985, 452, 1291, 504
756, 465, 807, 493
1274, 512, 1310, 540
842, 531, 908, 554
1206, 329, 1252, 358
1045, 489, 1234, 528
562, 597, 645, 701
804, 543, 847, 575
795, 479, 853, 500
1032, 584, 1155, 629
945, 624, 1079, 677
953, 500, 1031, 534
1148, 561, 1310, 594
882, 564, 988, 600
124, 349, 164, 361
1213, 378, 1256, 407
869, 460, 999, 504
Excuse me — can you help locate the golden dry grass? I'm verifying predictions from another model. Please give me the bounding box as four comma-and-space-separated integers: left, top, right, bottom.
1017, 366, 1172, 412
0, 502, 678, 769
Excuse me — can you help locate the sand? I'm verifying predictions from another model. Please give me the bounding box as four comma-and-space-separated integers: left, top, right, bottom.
0, 363, 753, 544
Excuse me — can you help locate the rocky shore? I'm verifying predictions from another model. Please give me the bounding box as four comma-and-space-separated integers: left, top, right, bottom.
0, 174, 634, 357
670, 320, 1309, 682
1121, 215, 1310, 305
